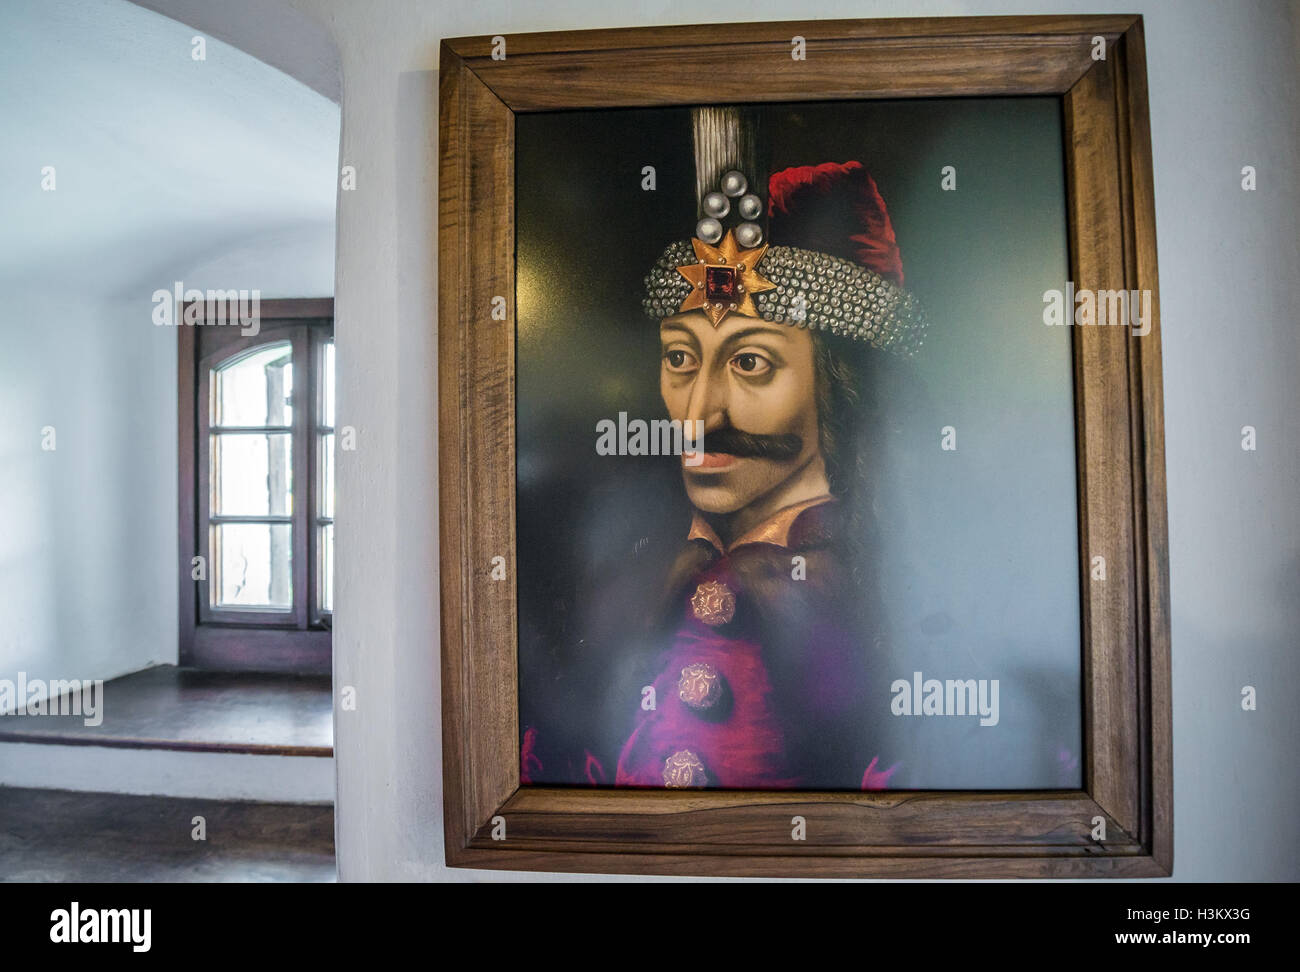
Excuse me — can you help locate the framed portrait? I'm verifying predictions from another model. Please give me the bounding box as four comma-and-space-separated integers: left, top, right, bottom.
439, 15, 1172, 877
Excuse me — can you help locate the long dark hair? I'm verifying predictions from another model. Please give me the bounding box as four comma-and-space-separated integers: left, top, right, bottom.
811, 332, 885, 591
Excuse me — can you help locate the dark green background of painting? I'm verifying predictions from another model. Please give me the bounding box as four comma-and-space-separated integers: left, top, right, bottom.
515, 98, 1082, 789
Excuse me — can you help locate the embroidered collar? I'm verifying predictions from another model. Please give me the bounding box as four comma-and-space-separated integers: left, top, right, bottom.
687, 494, 835, 555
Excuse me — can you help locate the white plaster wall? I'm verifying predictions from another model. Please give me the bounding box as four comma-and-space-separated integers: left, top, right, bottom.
274, 0, 1297, 881
0, 743, 334, 803
0, 294, 178, 690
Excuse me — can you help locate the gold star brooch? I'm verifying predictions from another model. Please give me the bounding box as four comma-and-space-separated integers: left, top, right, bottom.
674, 229, 776, 327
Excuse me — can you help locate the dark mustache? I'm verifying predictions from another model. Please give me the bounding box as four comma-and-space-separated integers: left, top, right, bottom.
697, 425, 803, 461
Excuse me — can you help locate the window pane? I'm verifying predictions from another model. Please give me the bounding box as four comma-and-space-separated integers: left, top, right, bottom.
319, 523, 333, 613
318, 339, 335, 616
213, 432, 293, 517
322, 340, 335, 428
320, 432, 334, 519
212, 522, 293, 609
214, 342, 293, 427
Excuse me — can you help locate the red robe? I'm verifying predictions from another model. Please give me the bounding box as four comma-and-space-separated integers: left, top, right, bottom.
523, 496, 898, 791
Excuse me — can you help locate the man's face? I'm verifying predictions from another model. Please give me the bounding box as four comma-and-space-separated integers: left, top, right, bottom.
660, 310, 823, 516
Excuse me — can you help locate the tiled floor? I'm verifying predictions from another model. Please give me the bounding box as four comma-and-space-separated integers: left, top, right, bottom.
0, 787, 335, 882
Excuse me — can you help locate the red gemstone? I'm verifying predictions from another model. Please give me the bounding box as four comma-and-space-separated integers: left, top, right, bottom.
705, 265, 738, 302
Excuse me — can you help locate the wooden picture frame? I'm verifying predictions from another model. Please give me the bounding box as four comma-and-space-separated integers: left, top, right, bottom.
438, 15, 1171, 877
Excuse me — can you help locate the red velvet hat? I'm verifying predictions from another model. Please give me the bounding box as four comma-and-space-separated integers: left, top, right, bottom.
768, 160, 904, 288
643, 111, 926, 355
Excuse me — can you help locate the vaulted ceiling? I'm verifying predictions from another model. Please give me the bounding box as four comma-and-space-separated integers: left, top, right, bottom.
0, 0, 340, 297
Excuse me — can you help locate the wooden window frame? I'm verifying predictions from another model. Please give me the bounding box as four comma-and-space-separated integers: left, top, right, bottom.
179, 297, 334, 675
438, 15, 1172, 877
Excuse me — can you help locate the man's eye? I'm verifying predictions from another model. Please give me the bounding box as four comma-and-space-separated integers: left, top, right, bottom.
664, 349, 696, 372
731, 352, 771, 375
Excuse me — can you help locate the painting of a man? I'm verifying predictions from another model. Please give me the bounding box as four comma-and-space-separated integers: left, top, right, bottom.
519, 106, 927, 790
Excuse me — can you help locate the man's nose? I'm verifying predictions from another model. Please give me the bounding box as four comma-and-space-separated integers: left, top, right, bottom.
683, 367, 729, 433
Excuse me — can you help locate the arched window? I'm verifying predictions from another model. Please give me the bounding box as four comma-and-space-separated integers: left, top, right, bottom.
180, 300, 333, 673
209, 341, 295, 611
